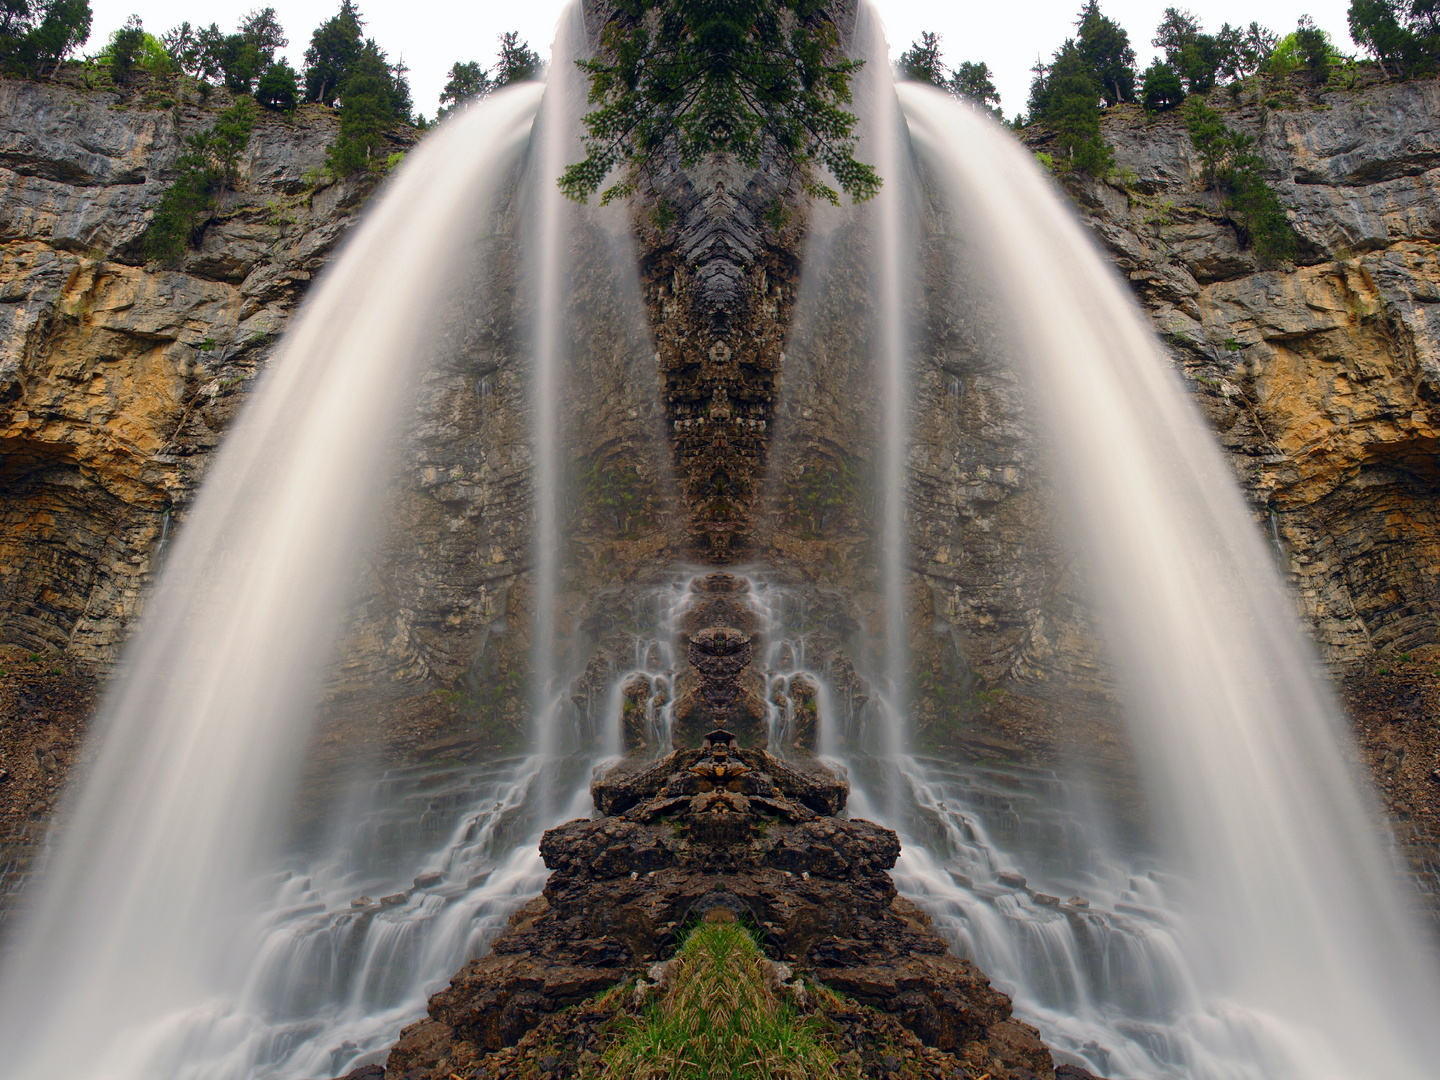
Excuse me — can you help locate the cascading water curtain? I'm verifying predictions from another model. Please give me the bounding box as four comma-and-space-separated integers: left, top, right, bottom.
899, 82, 1440, 1080
0, 86, 543, 1080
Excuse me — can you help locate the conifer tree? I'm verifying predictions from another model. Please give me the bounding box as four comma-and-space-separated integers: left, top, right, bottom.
896, 33, 1002, 116
1140, 59, 1185, 110
561, 0, 879, 206
0, 0, 91, 75
304, 0, 363, 106
1076, 0, 1136, 106
437, 33, 540, 119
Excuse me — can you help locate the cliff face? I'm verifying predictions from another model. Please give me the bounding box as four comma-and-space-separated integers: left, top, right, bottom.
0, 71, 435, 908
0, 74, 368, 668
1064, 76, 1440, 672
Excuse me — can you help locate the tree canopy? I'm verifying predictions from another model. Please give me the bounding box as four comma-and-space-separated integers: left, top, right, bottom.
437, 31, 541, 119
1348, 0, 1440, 76
303, 0, 364, 106
1076, 0, 1136, 107
896, 31, 1002, 117
560, 0, 879, 207
0, 0, 91, 76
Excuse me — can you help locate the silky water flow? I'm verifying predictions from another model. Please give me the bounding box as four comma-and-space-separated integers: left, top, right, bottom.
5, 11, 1440, 1080
0, 87, 555, 1080
844, 81, 1440, 1079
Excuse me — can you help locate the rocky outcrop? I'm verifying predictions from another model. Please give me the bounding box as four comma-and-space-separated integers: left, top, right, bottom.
1055, 74, 1440, 675
0, 73, 372, 668
385, 731, 1054, 1080
637, 152, 801, 557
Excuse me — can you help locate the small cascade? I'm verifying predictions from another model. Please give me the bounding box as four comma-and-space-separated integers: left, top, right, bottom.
1269, 508, 1286, 568
606, 573, 700, 753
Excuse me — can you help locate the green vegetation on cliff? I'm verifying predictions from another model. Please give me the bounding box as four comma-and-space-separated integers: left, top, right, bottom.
0, 0, 91, 76
560, 0, 879, 206
1348, 0, 1440, 76
1185, 97, 1300, 263
141, 98, 255, 261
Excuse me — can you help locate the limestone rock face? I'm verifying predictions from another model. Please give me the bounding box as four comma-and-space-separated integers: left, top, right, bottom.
0, 74, 366, 669
1053, 79, 1440, 673
897, 77, 1440, 782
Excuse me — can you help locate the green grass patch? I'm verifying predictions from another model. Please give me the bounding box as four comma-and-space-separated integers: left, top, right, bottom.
601, 921, 840, 1080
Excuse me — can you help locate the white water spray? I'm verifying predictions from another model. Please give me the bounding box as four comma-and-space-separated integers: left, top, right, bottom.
0, 86, 543, 1080
530, 5, 587, 774
853, 5, 912, 782
891, 83, 1440, 1077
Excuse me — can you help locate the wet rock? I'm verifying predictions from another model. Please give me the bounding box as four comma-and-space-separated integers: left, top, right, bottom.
379, 893, 408, 908
329, 1066, 384, 1080
413, 872, 444, 889
386, 733, 1053, 1080
996, 872, 1027, 889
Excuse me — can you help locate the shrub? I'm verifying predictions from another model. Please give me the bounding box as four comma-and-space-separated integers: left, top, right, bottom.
1141, 59, 1186, 110
1185, 98, 1299, 263
142, 98, 255, 261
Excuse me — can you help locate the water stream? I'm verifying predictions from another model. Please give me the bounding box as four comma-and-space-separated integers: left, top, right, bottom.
0, 85, 546, 1080
878, 81, 1440, 1077
2, 9, 1438, 1080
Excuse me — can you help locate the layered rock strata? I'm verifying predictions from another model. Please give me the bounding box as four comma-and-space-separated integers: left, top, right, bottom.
0, 74, 371, 668
384, 730, 1055, 1080
636, 148, 802, 556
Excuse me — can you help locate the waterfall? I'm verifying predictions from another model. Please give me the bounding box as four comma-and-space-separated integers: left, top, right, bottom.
881, 83, 1440, 1077
0, 86, 544, 1080
856, 5, 912, 777
529, 3, 586, 781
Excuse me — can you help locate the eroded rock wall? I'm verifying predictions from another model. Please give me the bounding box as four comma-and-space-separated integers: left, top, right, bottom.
0, 73, 374, 669
1059, 76, 1440, 673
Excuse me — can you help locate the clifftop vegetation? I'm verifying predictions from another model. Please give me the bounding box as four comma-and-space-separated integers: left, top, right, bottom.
560, 0, 879, 207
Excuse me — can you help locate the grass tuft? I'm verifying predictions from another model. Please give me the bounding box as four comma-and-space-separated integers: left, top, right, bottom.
601, 922, 841, 1080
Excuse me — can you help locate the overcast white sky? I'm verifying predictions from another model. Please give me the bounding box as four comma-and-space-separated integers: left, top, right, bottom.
86, 0, 1357, 121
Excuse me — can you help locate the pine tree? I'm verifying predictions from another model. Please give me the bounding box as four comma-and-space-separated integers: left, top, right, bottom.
1030, 40, 1112, 174
0, 0, 92, 76
326, 38, 409, 174
1153, 6, 1223, 93
1076, 0, 1136, 106
304, 0, 363, 106
562, 0, 879, 206
256, 58, 299, 110
951, 61, 1002, 115
1140, 59, 1185, 110
494, 30, 538, 84
896, 31, 945, 85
